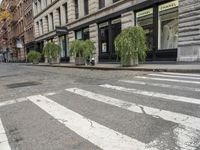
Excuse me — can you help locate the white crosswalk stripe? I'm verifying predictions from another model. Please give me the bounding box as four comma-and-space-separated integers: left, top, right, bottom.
149, 73, 200, 80
0, 119, 11, 150
100, 84, 200, 105
28, 95, 156, 150
119, 80, 200, 92
136, 76, 200, 84
66, 88, 200, 130
161, 72, 200, 77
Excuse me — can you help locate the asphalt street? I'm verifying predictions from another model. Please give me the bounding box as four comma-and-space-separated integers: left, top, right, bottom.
0, 63, 200, 150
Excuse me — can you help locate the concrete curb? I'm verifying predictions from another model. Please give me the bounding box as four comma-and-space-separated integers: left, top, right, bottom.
24, 64, 200, 73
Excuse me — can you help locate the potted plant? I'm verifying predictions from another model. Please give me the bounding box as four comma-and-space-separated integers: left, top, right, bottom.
43, 42, 61, 64
27, 50, 41, 64
70, 40, 96, 65
70, 40, 85, 65
83, 40, 96, 65
114, 26, 147, 66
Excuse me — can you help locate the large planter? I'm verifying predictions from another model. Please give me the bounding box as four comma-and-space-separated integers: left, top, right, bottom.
33, 59, 39, 64
75, 57, 85, 65
122, 56, 138, 67
44, 56, 48, 63
49, 57, 60, 64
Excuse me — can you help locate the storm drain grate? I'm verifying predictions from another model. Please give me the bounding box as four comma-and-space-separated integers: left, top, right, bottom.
6, 81, 41, 89
0, 74, 18, 78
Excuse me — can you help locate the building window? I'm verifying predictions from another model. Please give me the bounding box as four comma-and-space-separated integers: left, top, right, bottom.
99, 0, 105, 9
45, 16, 49, 32
158, 0, 178, 49
57, 8, 61, 26
84, 0, 89, 15
50, 13, 54, 30
113, 0, 120, 3
75, 0, 79, 19
63, 3, 68, 23
75, 27, 89, 40
136, 8, 153, 51
40, 19, 43, 34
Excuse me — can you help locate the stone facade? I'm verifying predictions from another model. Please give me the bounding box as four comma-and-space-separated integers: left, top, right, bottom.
177, 0, 200, 61
32, 0, 200, 63
0, 0, 27, 62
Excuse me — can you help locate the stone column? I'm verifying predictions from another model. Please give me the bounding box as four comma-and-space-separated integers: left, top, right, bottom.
48, 14, 53, 31
177, 0, 200, 62
68, 0, 76, 22
34, 21, 39, 37
46, 0, 51, 6
105, 0, 112, 6
33, 2, 37, 16
78, 0, 84, 18
60, 5, 66, 26
68, 31, 75, 63
89, 0, 98, 14
121, 11, 134, 30
37, 0, 41, 13
53, 9, 60, 28
43, 17, 48, 34
38, 20, 42, 36
89, 23, 99, 63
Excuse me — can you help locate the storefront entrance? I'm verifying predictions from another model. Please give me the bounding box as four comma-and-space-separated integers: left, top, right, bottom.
98, 17, 121, 62
59, 35, 69, 62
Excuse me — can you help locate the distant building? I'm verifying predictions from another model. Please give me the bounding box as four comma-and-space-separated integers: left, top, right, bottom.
0, 0, 34, 62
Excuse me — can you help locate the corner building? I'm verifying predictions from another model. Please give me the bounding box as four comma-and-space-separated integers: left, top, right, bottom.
33, 0, 200, 63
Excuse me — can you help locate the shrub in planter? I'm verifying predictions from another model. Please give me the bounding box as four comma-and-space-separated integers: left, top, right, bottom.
27, 50, 41, 64
43, 42, 61, 64
115, 26, 147, 66
83, 40, 96, 65
70, 40, 96, 65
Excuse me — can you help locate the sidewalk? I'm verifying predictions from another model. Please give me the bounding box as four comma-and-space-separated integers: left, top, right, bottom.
25, 62, 200, 73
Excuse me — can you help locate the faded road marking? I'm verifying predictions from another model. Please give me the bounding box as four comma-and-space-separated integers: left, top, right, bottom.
0, 119, 11, 150
100, 84, 200, 105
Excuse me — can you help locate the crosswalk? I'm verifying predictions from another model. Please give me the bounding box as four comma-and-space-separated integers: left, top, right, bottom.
0, 72, 200, 149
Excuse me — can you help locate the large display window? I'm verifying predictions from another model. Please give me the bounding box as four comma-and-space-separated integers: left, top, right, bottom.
136, 8, 153, 51
158, 0, 178, 49
59, 36, 66, 58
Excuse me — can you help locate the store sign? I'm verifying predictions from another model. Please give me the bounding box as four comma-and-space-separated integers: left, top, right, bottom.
99, 22, 109, 28
136, 8, 153, 18
111, 18, 121, 25
159, 0, 179, 12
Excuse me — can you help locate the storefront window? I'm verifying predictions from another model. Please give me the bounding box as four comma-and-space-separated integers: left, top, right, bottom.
59, 36, 66, 58
136, 8, 153, 51
158, 0, 178, 49
75, 27, 89, 40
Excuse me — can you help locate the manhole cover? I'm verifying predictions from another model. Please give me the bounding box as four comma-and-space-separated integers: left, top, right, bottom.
6, 81, 41, 89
